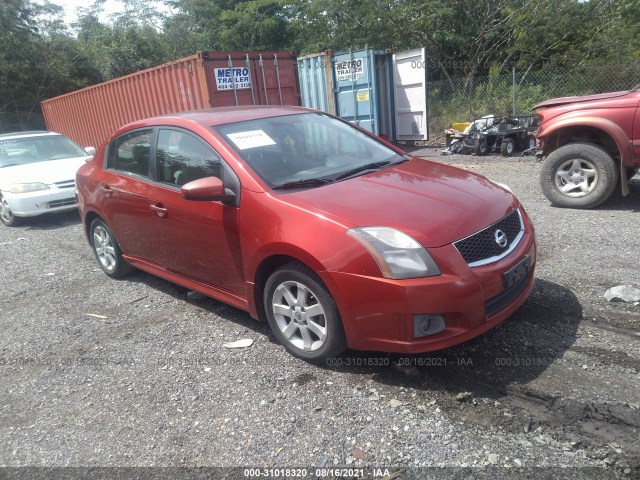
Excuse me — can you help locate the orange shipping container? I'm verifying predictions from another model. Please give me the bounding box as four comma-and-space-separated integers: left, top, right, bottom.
41, 51, 301, 149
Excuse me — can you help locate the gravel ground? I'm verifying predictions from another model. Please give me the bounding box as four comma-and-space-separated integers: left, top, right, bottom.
1, 148, 639, 479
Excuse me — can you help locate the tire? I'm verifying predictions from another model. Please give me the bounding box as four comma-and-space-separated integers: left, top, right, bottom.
263, 262, 346, 363
527, 135, 537, 151
501, 138, 515, 157
0, 196, 21, 227
540, 142, 618, 209
474, 138, 488, 156
90, 218, 133, 278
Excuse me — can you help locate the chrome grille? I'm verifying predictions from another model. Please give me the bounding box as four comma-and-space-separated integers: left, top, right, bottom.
454, 210, 524, 267
54, 180, 75, 189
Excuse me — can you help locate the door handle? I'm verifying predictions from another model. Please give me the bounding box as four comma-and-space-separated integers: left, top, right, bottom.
150, 203, 168, 218
99, 185, 112, 197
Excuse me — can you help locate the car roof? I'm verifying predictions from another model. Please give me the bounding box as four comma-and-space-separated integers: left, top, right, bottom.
142, 105, 314, 128
0, 131, 60, 140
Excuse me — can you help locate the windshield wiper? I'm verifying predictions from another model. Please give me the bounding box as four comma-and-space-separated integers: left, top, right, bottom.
334, 156, 409, 181
272, 177, 334, 191
0, 163, 20, 168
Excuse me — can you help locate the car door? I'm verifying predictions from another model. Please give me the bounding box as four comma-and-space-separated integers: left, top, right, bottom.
144, 128, 245, 296
98, 128, 155, 259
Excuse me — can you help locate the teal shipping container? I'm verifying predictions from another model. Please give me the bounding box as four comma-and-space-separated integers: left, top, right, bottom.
331, 48, 395, 140
297, 51, 336, 114
297, 47, 428, 142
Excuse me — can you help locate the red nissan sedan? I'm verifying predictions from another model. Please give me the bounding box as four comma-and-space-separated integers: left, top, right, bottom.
76, 106, 536, 362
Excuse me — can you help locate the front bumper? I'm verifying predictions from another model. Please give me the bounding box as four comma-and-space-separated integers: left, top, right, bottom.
2, 187, 77, 217
323, 230, 536, 354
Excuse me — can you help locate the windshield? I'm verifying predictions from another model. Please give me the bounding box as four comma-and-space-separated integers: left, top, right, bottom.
0, 135, 87, 168
215, 113, 405, 189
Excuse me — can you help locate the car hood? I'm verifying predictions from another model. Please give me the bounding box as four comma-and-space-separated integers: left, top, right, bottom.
0, 156, 88, 189
534, 90, 630, 109
282, 159, 518, 248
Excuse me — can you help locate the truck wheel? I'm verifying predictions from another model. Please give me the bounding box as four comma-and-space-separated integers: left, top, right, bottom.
527, 135, 536, 151
474, 139, 488, 156
540, 142, 618, 209
500, 138, 515, 157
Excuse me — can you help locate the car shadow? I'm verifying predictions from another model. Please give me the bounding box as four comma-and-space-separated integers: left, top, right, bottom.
322, 278, 582, 399
121, 269, 272, 335
598, 178, 640, 212
119, 270, 581, 400
19, 210, 83, 230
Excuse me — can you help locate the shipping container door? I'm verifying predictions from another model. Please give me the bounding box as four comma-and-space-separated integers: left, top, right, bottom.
253, 53, 300, 106
205, 55, 258, 107
375, 53, 395, 142
332, 49, 381, 134
204, 52, 300, 108
297, 53, 335, 114
392, 48, 428, 141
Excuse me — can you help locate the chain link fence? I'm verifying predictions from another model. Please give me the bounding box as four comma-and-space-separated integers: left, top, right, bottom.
427, 61, 640, 143
0, 112, 46, 134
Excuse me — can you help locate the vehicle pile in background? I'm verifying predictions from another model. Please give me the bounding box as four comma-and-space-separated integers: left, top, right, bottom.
442, 114, 539, 157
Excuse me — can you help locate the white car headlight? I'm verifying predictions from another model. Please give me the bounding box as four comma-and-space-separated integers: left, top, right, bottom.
8, 183, 50, 194
347, 227, 441, 279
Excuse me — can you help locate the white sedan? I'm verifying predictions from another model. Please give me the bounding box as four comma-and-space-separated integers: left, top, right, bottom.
0, 131, 94, 227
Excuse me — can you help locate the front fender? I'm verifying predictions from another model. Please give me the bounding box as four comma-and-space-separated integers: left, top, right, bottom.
539, 115, 634, 196
539, 115, 633, 164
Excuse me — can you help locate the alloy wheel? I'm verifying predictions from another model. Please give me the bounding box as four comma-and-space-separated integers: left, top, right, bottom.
0, 198, 13, 224
554, 158, 599, 198
93, 225, 117, 273
271, 280, 327, 351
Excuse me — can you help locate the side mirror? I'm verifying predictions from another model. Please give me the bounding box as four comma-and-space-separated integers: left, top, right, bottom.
85, 146, 96, 155
181, 177, 236, 203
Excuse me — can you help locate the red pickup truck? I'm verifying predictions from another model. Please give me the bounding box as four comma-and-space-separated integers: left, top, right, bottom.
536, 87, 640, 208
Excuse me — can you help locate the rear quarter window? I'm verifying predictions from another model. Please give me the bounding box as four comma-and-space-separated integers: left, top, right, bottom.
108, 129, 153, 177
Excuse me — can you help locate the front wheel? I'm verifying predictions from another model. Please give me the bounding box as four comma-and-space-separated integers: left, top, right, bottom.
0, 196, 21, 227
540, 142, 618, 209
263, 262, 346, 362
90, 218, 133, 278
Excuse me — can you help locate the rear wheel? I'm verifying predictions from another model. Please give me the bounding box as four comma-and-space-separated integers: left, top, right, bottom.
90, 218, 133, 278
527, 135, 536, 151
474, 138, 488, 156
540, 142, 617, 209
263, 262, 346, 362
0, 196, 20, 227
501, 138, 515, 157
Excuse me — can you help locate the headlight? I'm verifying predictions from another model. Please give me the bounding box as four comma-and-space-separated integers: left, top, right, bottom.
8, 183, 50, 194
347, 227, 441, 279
